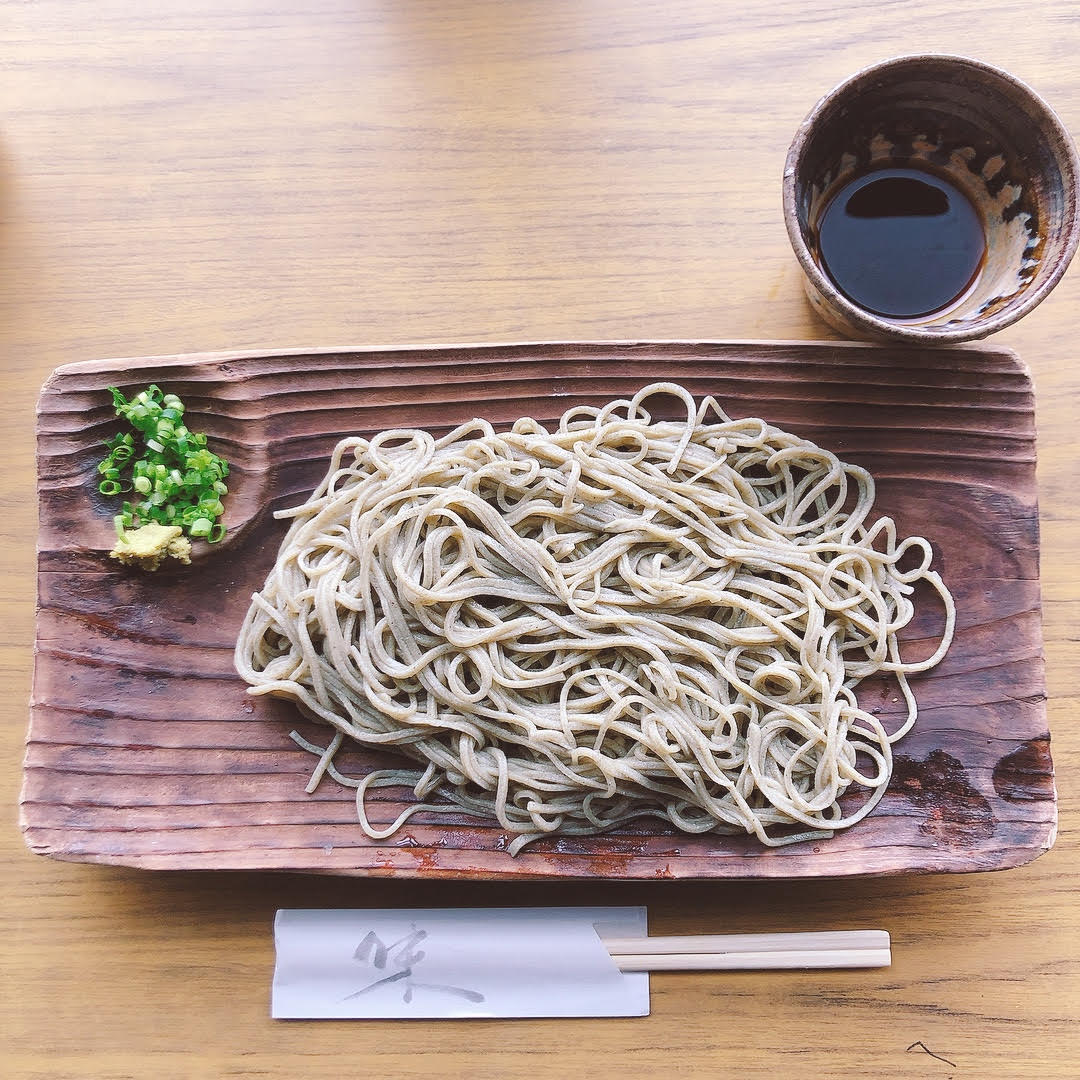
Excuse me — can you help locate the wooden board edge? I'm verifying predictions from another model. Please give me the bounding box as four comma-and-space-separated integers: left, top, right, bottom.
37, 338, 1026, 383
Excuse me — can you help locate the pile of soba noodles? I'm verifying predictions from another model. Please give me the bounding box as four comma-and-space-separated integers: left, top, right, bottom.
235, 383, 954, 854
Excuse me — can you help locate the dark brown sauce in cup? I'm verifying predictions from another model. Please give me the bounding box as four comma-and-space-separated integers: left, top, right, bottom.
813, 162, 987, 321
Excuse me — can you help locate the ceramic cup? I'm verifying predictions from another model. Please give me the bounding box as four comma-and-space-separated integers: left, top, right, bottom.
783, 54, 1080, 344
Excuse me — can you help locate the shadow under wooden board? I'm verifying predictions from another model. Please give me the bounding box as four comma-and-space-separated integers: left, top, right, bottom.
25, 341, 1053, 879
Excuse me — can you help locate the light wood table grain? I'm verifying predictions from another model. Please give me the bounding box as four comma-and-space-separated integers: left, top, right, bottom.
2, 2, 1078, 1077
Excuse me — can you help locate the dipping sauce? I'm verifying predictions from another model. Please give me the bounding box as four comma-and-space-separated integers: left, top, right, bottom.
815, 164, 986, 320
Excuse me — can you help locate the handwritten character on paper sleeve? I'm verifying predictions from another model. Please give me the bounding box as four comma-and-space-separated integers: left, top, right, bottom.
344, 924, 485, 1004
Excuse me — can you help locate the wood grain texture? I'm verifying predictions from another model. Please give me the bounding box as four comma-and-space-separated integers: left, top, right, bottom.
4, 2, 1080, 1078
25, 341, 1051, 878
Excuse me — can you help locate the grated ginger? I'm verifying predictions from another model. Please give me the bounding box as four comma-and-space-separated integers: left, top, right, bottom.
109, 522, 192, 572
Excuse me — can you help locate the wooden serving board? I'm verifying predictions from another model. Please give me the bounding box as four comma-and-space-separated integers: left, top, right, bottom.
25, 341, 1053, 879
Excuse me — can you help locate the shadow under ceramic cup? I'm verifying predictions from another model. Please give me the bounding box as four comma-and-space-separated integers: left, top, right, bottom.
784, 54, 1080, 344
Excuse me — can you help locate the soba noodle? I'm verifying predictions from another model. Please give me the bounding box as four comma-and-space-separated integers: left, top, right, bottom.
235, 383, 954, 854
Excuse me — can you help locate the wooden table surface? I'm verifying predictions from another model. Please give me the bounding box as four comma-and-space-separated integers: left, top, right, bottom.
3, 2, 1078, 1077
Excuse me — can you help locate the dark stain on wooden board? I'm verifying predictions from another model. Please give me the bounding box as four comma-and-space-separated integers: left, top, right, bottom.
993, 737, 1056, 802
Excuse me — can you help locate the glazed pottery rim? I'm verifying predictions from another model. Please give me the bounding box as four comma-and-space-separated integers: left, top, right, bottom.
783, 53, 1080, 344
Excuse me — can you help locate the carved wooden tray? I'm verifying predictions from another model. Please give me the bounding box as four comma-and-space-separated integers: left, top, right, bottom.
25, 341, 1054, 878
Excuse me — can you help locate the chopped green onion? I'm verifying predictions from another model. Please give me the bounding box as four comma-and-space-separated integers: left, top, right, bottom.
96, 385, 230, 542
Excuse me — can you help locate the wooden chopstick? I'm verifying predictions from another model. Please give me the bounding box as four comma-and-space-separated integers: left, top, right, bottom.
600, 930, 891, 972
